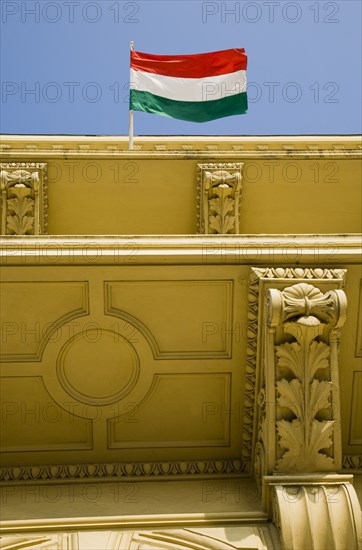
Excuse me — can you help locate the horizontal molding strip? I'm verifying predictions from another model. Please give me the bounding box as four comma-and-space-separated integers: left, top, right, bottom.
0, 235, 361, 265
0, 459, 247, 485
0, 511, 268, 534
1, 149, 361, 160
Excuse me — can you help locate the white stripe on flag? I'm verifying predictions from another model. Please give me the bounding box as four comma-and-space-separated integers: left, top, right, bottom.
130, 68, 247, 102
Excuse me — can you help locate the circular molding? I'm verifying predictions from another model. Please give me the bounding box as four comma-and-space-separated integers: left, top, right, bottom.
56, 329, 139, 405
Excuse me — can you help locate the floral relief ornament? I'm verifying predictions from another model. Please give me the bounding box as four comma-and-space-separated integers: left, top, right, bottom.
0, 163, 48, 235
197, 163, 243, 234
267, 283, 346, 473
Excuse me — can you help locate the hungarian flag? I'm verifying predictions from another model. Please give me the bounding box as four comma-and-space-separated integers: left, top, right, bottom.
130, 48, 248, 123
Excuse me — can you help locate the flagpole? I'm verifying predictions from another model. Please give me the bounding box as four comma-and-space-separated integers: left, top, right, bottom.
129, 41, 134, 150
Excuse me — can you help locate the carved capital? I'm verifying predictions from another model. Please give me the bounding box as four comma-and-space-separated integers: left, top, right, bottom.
0, 163, 48, 235
267, 283, 347, 328
197, 163, 243, 234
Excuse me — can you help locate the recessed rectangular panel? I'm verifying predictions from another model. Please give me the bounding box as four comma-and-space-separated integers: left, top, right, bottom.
0, 282, 88, 361
0, 377, 92, 452
108, 373, 230, 448
105, 280, 233, 358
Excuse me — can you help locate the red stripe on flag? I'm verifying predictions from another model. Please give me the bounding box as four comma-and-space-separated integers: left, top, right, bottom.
131, 48, 247, 78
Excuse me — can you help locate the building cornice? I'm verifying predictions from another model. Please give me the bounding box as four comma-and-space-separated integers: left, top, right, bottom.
1, 135, 361, 160
1, 235, 360, 266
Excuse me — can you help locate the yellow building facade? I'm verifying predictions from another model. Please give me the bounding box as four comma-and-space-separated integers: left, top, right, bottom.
0, 135, 361, 549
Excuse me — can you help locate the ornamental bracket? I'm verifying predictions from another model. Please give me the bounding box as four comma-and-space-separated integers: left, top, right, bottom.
252, 276, 361, 548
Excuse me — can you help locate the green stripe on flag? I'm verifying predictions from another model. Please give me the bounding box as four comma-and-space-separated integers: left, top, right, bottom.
130, 89, 248, 122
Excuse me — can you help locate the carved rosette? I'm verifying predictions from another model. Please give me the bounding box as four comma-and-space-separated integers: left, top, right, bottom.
256, 282, 346, 478
0, 163, 48, 235
197, 163, 243, 234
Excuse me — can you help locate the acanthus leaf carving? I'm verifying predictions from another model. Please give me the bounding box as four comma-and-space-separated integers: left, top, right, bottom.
309, 379, 332, 418
254, 280, 346, 480
197, 163, 243, 234
305, 339, 330, 381
275, 341, 303, 380
6, 186, 35, 234
245, 268, 346, 473
275, 419, 304, 468
0, 163, 48, 235
274, 301, 337, 472
276, 378, 303, 419
308, 420, 335, 464
276, 419, 335, 471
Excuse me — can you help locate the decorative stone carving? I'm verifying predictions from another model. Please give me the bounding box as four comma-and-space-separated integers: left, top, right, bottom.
342, 454, 362, 472
257, 282, 346, 477
242, 268, 346, 472
0, 458, 245, 483
271, 480, 362, 550
267, 283, 346, 327
197, 163, 243, 234
275, 326, 335, 472
0, 163, 48, 235
253, 278, 361, 548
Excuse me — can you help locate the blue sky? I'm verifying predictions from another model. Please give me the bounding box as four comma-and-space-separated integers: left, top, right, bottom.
1, 0, 361, 135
